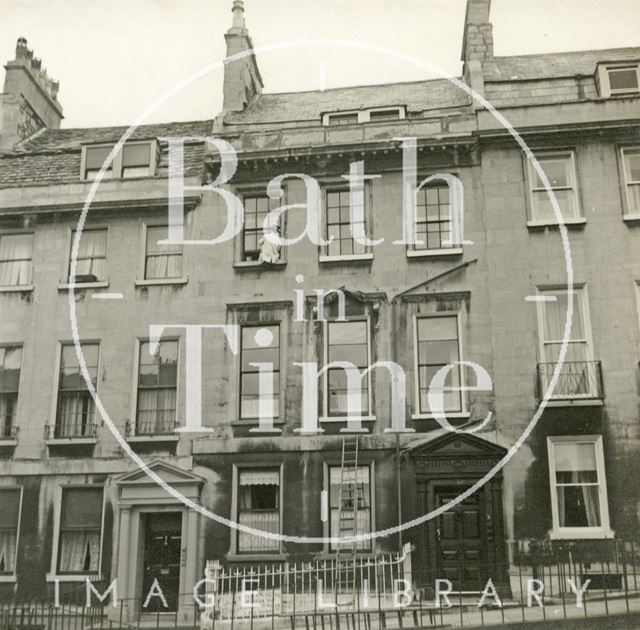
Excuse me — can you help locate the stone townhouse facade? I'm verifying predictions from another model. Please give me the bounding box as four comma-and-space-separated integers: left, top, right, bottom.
0, 0, 639, 621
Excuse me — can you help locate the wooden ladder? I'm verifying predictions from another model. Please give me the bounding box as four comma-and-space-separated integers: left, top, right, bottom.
334, 435, 365, 605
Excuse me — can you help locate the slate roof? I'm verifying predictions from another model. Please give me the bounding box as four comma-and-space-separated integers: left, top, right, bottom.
0, 119, 214, 189
484, 47, 640, 81
13, 119, 215, 153
224, 78, 471, 126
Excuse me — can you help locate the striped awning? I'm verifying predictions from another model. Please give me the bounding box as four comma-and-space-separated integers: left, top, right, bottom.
239, 470, 279, 486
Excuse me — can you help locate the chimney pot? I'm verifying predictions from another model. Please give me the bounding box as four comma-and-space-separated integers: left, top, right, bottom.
231, 0, 245, 29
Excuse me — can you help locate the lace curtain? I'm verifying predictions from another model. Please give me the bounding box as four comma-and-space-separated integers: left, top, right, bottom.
238, 511, 279, 552
0, 235, 32, 286
136, 388, 177, 434
58, 530, 100, 573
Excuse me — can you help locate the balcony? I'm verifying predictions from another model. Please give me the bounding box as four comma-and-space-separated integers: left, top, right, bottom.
45, 411, 98, 445
537, 360, 604, 405
125, 415, 179, 443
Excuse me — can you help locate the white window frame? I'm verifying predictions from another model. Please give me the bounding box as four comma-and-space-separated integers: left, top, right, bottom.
130, 336, 181, 438
48, 340, 100, 443
0, 231, 34, 292
412, 313, 467, 418
135, 221, 187, 286
0, 486, 23, 582
80, 140, 157, 181
0, 344, 23, 441
47, 484, 106, 582
319, 183, 374, 263
321, 318, 374, 422
238, 323, 281, 422
230, 463, 284, 558
621, 146, 640, 218
526, 151, 583, 226
322, 106, 406, 126
324, 462, 374, 554
58, 226, 110, 289
535, 286, 598, 401
547, 435, 613, 540
597, 63, 640, 98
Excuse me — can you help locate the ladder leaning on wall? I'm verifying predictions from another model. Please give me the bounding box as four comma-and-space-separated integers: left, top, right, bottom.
334, 434, 366, 604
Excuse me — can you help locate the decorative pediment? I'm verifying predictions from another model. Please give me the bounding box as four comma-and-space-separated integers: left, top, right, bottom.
116, 460, 204, 486
408, 432, 507, 460
395, 259, 477, 302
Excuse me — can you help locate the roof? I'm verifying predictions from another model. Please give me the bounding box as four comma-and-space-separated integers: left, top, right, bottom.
11, 119, 214, 153
484, 47, 640, 82
0, 119, 215, 189
224, 78, 471, 126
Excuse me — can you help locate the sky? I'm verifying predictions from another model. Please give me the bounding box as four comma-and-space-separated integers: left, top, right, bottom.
0, 0, 638, 129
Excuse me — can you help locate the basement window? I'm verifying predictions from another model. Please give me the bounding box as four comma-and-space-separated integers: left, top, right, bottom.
81, 141, 157, 180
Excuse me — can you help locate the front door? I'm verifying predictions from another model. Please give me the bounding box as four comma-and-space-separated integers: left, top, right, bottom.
141, 512, 182, 613
435, 487, 485, 592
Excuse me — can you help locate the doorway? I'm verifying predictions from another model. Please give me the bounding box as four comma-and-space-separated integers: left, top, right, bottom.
141, 512, 182, 613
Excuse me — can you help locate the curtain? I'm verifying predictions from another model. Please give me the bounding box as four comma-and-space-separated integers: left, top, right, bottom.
136, 388, 176, 434
238, 511, 279, 552
0, 531, 16, 573
582, 485, 600, 527
145, 253, 182, 279
74, 230, 106, 279
0, 235, 32, 286
59, 531, 99, 573
57, 394, 94, 437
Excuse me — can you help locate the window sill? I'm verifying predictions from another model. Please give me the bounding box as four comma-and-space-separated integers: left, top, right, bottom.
135, 277, 188, 287
126, 434, 180, 443
58, 281, 109, 291
543, 398, 604, 407
0, 575, 17, 583
526, 218, 587, 229
0, 438, 18, 446
47, 573, 104, 583
233, 261, 287, 271
548, 528, 615, 540
45, 437, 97, 446
623, 213, 640, 224
319, 253, 373, 264
411, 412, 470, 420
407, 248, 463, 258
0, 285, 33, 293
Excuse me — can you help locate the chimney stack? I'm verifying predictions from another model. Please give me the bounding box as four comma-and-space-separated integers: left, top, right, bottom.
222, 0, 263, 113
1, 37, 63, 149
461, 0, 493, 108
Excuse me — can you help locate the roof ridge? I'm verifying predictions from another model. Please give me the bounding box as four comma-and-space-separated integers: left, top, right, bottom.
491, 45, 640, 62
259, 76, 462, 98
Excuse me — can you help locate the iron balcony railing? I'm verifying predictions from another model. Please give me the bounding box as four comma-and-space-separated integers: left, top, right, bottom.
46, 416, 98, 440
126, 414, 179, 437
537, 360, 604, 401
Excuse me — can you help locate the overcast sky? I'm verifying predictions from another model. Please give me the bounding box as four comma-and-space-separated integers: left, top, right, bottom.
1, 0, 638, 128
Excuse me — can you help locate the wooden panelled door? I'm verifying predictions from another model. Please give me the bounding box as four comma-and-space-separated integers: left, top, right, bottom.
435, 487, 485, 592
141, 512, 182, 613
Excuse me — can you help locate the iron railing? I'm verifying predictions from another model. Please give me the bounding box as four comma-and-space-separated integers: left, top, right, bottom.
125, 415, 179, 436
537, 360, 604, 400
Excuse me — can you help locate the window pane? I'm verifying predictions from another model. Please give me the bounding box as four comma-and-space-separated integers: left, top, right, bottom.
61, 488, 103, 529
557, 485, 601, 527
0, 347, 22, 392
535, 157, 571, 188
60, 343, 99, 388
626, 151, 640, 182
541, 291, 584, 341
554, 442, 597, 472
85, 146, 112, 170
329, 321, 367, 345
417, 316, 458, 342
146, 226, 181, 254
608, 68, 639, 91
122, 143, 150, 167
0, 489, 20, 528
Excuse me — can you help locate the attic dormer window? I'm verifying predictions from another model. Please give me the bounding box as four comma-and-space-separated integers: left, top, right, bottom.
323, 106, 405, 126
327, 113, 359, 126
596, 63, 640, 98
81, 141, 157, 181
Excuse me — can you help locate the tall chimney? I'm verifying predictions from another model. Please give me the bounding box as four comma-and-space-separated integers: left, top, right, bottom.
0, 37, 63, 149
222, 0, 263, 113
461, 0, 493, 107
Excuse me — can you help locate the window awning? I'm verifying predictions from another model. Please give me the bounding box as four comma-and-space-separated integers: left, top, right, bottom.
239, 470, 279, 486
